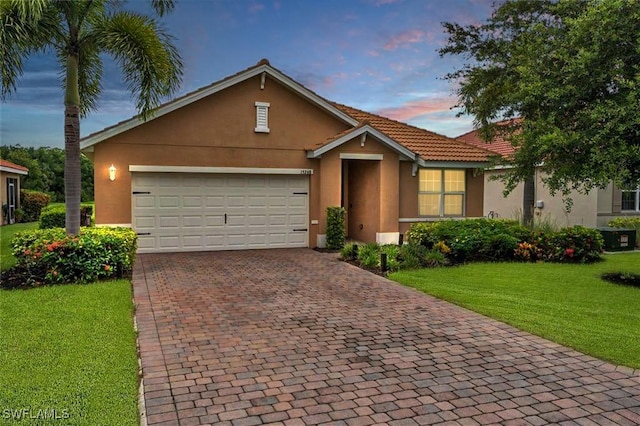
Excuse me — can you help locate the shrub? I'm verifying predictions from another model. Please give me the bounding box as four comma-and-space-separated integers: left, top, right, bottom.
326, 206, 346, 250
20, 190, 50, 222
40, 204, 93, 229
39, 205, 66, 229
357, 243, 380, 269
541, 226, 604, 263
398, 244, 428, 270
424, 249, 449, 268
406, 219, 530, 263
340, 241, 358, 261
379, 244, 400, 272
10, 227, 137, 285
609, 217, 640, 248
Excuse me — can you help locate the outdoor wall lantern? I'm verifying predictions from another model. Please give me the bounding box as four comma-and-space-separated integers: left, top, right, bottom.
109, 164, 117, 181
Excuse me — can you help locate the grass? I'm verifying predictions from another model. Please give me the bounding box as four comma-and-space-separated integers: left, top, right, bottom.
0, 280, 139, 425
390, 252, 640, 369
1, 222, 39, 270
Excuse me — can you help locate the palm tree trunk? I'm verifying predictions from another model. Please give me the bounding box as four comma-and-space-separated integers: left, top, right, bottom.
64, 54, 81, 235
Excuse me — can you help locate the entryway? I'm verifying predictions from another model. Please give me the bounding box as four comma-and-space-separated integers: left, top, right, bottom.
342, 159, 380, 242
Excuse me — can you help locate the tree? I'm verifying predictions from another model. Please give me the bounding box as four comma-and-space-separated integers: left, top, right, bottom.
1, 0, 183, 234
440, 0, 640, 197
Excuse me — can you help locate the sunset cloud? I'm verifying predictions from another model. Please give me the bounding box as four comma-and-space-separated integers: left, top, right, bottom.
374, 97, 458, 122
383, 29, 429, 50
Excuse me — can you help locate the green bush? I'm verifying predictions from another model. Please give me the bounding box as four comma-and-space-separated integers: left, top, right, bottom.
398, 244, 428, 270
40, 204, 93, 229
541, 226, 604, 263
39, 205, 66, 229
357, 243, 380, 269
10, 227, 137, 285
609, 217, 640, 248
405, 219, 602, 264
406, 219, 530, 263
340, 241, 358, 261
326, 206, 346, 250
424, 248, 449, 268
20, 190, 51, 222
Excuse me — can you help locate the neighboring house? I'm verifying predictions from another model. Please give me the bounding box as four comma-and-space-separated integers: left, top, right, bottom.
81, 60, 494, 253
457, 128, 640, 227
0, 159, 29, 225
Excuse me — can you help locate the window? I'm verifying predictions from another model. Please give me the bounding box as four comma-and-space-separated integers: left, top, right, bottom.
254, 101, 270, 133
622, 187, 640, 212
419, 169, 465, 216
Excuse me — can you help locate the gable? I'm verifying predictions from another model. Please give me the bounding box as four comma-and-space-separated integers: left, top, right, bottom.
80, 61, 357, 151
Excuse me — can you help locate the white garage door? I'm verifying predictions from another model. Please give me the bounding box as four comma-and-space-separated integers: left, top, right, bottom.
132, 173, 309, 253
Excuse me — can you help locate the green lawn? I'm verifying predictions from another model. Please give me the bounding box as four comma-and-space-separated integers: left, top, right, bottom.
390, 252, 640, 369
0, 280, 139, 425
1, 222, 39, 270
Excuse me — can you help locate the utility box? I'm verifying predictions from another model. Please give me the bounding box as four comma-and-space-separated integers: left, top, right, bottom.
597, 227, 636, 252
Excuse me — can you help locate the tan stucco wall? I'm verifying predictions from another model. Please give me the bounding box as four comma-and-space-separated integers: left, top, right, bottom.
92, 74, 352, 246
484, 169, 598, 227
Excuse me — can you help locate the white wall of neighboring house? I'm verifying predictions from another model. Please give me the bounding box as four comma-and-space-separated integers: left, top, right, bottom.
483, 168, 598, 227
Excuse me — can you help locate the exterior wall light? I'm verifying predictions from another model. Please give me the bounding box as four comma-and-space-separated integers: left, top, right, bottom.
109, 164, 117, 181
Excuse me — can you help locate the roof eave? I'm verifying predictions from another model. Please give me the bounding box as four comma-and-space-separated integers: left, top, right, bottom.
307, 125, 417, 160
0, 166, 29, 175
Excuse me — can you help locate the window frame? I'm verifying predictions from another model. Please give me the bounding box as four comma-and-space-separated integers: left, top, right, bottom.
621, 187, 640, 212
418, 168, 466, 217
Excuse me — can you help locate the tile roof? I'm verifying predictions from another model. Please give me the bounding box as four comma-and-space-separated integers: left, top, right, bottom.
456, 124, 518, 158
80, 58, 495, 164
0, 159, 29, 172
330, 103, 496, 163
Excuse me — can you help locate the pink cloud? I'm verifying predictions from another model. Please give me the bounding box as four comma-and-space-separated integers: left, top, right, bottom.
248, 2, 265, 13
371, 0, 403, 5
383, 29, 430, 50
374, 97, 458, 122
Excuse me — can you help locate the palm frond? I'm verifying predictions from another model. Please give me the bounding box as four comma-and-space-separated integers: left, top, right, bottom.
94, 11, 183, 118
0, 1, 63, 99
150, 0, 175, 17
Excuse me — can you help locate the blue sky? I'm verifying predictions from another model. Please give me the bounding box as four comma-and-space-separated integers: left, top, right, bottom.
1, 0, 493, 148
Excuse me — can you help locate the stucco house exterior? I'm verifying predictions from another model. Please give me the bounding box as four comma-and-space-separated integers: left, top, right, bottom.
457, 128, 640, 228
81, 60, 494, 253
0, 159, 28, 225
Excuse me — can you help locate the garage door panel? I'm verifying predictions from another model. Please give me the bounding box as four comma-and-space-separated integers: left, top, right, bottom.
182, 196, 203, 208
132, 173, 309, 253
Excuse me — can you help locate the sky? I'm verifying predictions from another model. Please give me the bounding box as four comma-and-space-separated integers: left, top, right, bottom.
0, 0, 495, 149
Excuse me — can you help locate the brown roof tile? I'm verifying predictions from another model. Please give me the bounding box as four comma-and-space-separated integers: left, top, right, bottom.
456, 122, 519, 158
0, 159, 29, 172
330, 103, 496, 163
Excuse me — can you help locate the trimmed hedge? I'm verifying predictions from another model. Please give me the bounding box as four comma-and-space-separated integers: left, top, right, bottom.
40, 204, 93, 229
10, 227, 137, 285
406, 219, 603, 264
326, 206, 346, 250
406, 219, 530, 263
20, 190, 50, 222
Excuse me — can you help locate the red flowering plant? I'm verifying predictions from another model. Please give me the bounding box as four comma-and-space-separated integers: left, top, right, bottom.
9, 227, 137, 286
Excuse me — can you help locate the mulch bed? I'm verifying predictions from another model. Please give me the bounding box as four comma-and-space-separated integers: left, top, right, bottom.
601, 272, 640, 288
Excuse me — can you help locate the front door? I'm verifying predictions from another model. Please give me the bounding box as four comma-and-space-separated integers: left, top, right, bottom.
345, 160, 380, 243
6, 178, 17, 224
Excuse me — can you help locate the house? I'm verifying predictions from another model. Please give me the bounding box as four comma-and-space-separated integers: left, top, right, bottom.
81, 59, 494, 253
457, 128, 640, 227
0, 159, 29, 225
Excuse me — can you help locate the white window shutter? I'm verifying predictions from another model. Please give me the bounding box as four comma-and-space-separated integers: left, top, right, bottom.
255, 102, 270, 133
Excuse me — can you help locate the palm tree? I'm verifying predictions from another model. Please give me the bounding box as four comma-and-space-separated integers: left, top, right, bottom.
1, 0, 183, 235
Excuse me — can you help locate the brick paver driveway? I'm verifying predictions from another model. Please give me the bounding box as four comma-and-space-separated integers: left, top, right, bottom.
133, 249, 639, 426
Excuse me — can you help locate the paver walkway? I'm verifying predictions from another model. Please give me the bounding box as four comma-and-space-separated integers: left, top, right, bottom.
133, 249, 640, 426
